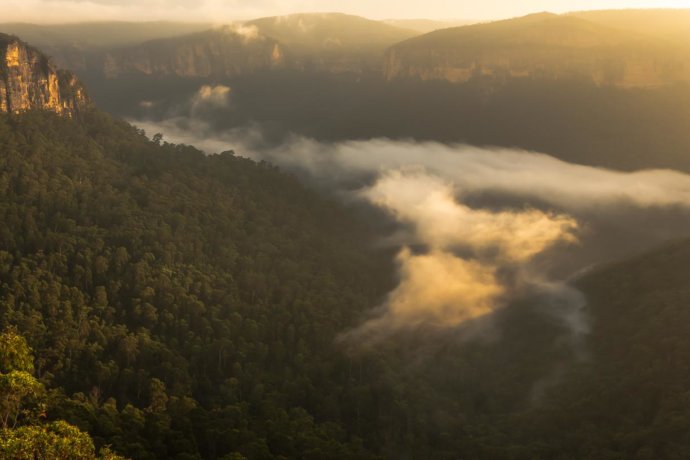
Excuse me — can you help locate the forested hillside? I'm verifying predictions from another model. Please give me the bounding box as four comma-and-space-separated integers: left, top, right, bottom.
481, 238, 690, 459
3, 109, 690, 460
0, 110, 395, 459
554, 239, 690, 458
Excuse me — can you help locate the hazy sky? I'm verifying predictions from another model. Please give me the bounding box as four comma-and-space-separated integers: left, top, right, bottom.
3, 0, 690, 23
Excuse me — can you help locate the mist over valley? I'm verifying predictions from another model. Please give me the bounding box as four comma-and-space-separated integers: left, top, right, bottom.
2, 5, 690, 459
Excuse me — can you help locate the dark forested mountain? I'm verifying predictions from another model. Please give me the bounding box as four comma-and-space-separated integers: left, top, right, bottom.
4, 107, 690, 459
0, 109, 396, 459
0, 43, 395, 458
400, 237, 690, 459
514, 238, 690, 459
6, 107, 690, 459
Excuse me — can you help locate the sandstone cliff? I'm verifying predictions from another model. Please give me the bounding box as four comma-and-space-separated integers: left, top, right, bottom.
384, 13, 690, 89
101, 27, 289, 79
91, 15, 417, 79
0, 34, 89, 115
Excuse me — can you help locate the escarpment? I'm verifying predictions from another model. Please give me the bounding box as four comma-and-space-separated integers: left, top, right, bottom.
0, 34, 89, 116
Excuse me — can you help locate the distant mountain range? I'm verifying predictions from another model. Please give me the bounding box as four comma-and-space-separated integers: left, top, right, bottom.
4, 10, 690, 88
5, 10, 690, 173
95, 13, 418, 77
244, 13, 417, 72
0, 14, 418, 77
570, 9, 690, 45
383, 19, 478, 33
384, 12, 690, 88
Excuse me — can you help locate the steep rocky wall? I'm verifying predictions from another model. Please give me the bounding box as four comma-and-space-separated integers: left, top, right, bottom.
384, 46, 690, 89
0, 35, 89, 116
101, 28, 288, 79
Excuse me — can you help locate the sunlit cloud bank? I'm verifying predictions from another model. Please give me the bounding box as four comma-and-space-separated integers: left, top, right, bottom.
361, 169, 578, 262
191, 85, 232, 112
348, 169, 578, 337
132, 116, 690, 342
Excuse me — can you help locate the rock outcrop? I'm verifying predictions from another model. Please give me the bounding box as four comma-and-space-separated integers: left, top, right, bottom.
0, 34, 89, 116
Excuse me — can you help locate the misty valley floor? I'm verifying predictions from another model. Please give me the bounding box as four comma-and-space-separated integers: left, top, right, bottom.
4, 8, 690, 460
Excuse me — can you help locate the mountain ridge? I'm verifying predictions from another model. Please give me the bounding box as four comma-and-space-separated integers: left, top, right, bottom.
95, 13, 419, 78
384, 12, 690, 88
569, 9, 690, 45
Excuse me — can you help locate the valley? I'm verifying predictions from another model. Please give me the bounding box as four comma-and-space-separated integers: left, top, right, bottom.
2, 5, 690, 459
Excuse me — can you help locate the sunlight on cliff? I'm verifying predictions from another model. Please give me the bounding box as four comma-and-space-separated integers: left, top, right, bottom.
5, 43, 21, 67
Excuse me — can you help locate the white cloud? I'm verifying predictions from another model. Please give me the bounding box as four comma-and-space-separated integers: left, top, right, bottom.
131, 117, 690, 342
226, 24, 261, 42
362, 168, 578, 262
191, 85, 232, 112
352, 168, 577, 332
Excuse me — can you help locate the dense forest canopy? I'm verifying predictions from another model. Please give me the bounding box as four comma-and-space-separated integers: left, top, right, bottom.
0, 110, 397, 458
2, 109, 690, 459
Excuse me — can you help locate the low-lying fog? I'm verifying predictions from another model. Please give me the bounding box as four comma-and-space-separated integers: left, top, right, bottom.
132, 95, 690, 346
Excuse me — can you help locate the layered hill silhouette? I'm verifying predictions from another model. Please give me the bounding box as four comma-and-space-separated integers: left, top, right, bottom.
246, 13, 416, 52
6, 14, 419, 78
384, 12, 690, 88
7, 10, 690, 87
571, 9, 690, 45
245, 13, 418, 72
383, 19, 477, 33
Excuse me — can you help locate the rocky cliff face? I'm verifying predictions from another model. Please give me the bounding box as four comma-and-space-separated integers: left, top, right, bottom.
0, 34, 89, 116
100, 27, 288, 79
384, 48, 690, 88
